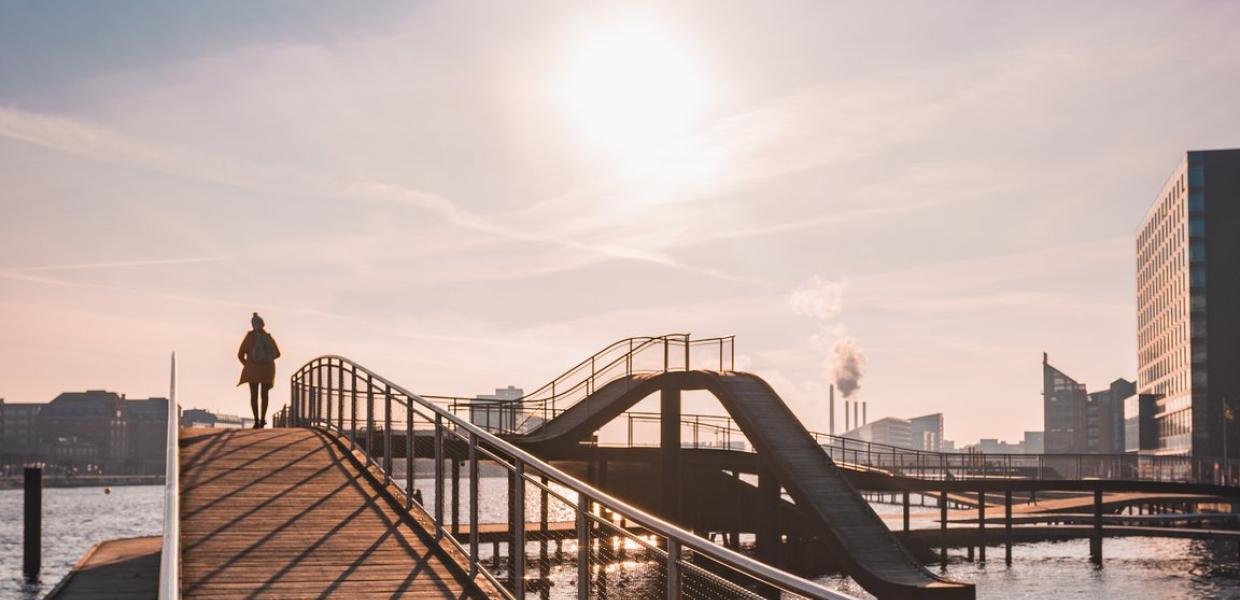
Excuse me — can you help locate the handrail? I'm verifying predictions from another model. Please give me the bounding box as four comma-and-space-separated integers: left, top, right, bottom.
158, 353, 180, 600
425, 334, 735, 435
617, 410, 1240, 486
285, 354, 853, 600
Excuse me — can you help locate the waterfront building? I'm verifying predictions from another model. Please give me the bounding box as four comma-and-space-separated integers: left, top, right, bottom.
842, 416, 912, 449
125, 397, 169, 473
1136, 148, 1240, 456
1125, 393, 1160, 453
1023, 431, 1045, 454
470, 385, 523, 432
1043, 354, 1133, 453
909, 413, 944, 451
0, 399, 42, 460
1043, 353, 1089, 453
37, 391, 129, 466
181, 408, 251, 428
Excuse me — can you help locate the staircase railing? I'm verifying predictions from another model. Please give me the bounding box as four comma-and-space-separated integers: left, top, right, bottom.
425, 334, 735, 435
616, 411, 1240, 486
279, 355, 851, 600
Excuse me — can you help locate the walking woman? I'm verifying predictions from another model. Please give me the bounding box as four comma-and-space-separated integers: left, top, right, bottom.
238, 312, 281, 428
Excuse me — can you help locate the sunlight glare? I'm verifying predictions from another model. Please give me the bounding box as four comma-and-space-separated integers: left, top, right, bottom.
560, 20, 707, 159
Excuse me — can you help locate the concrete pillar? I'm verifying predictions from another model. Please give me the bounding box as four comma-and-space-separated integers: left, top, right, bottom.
756, 463, 780, 566
661, 386, 681, 520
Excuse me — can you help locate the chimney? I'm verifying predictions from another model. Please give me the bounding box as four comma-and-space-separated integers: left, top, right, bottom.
845, 399, 850, 431
829, 384, 835, 435
863, 401, 867, 425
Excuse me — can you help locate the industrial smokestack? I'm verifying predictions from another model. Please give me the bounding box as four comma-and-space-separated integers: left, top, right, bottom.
829, 384, 835, 435
845, 400, 850, 432
831, 338, 865, 400
863, 401, 867, 425
853, 402, 859, 430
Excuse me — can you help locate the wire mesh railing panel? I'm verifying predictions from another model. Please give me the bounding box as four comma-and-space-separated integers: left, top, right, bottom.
286, 354, 857, 600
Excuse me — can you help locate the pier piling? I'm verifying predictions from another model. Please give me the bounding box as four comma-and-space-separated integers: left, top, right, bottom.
24, 466, 41, 582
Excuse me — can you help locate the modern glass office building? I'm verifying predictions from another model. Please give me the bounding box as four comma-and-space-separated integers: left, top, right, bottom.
1136, 149, 1240, 456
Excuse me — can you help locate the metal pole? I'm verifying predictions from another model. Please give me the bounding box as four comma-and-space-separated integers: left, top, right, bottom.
667, 538, 682, 598
512, 461, 526, 599
23, 466, 41, 581
451, 458, 461, 535
326, 359, 333, 429
384, 388, 393, 478
406, 401, 414, 509
350, 368, 358, 448
903, 491, 910, 531
576, 492, 590, 600
469, 433, 480, 579
337, 362, 344, 433
435, 415, 444, 539
366, 374, 375, 454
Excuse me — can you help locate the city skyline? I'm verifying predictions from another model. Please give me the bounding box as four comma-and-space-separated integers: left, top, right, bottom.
3, 2, 1240, 446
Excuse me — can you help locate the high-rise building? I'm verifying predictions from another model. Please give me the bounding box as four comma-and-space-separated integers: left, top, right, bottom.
1136, 149, 1240, 456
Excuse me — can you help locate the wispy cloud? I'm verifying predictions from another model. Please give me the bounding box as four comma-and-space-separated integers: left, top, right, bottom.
4, 256, 230, 272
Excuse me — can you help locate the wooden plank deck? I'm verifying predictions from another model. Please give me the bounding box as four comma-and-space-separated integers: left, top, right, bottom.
47, 536, 161, 599
180, 427, 499, 599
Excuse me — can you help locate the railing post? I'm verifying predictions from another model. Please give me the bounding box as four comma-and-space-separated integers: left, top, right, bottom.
683, 334, 690, 371
663, 337, 669, 371
512, 461, 526, 599
290, 375, 298, 426
1090, 488, 1103, 564
577, 492, 590, 600
469, 432, 480, 579
406, 400, 414, 509
337, 362, 344, 433
434, 414, 444, 539
719, 338, 724, 371
384, 387, 393, 478
350, 368, 358, 448
667, 538, 682, 599
326, 359, 334, 429
366, 375, 375, 455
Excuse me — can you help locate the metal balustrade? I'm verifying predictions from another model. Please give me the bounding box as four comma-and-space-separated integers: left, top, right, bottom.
424, 334, 735, 436
615, 411, 1240, 486
277, 355, 853, 600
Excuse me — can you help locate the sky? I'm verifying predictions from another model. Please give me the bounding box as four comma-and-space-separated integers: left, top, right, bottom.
1, 1, 1238, 445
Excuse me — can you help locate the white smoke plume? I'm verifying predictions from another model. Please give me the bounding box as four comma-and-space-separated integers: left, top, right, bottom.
788, 276, 843, 321
831, 337, 866, 398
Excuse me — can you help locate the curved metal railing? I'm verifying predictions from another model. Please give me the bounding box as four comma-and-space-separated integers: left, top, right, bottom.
281, 355, 852, 600
614, 410, 1240, 485
425, 334, 735, 435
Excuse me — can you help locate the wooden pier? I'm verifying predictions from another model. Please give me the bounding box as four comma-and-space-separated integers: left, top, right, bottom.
179, 428, 499, 599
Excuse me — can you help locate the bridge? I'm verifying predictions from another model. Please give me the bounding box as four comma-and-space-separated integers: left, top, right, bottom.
164, 334, 1240, 599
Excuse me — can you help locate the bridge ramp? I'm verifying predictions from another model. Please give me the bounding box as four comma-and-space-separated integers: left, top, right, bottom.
518, 370, 974, 599
179, 428, 496, 599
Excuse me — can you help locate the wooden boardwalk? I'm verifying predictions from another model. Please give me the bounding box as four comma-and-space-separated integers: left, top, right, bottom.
179, 428, 498, 599
48, 536, 161, 599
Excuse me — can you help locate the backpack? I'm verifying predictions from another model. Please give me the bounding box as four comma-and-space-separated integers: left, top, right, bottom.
251, 332, 276, 363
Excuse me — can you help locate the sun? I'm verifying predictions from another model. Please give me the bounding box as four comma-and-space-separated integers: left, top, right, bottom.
559, 20, 708, 159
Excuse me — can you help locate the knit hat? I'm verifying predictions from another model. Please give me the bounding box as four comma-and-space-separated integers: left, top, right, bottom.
251, 312, 265, 329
